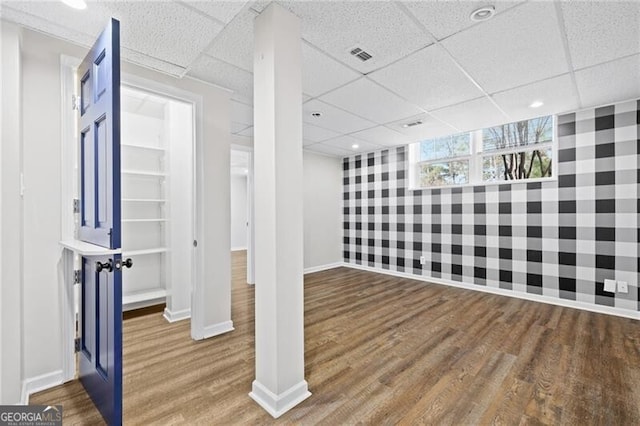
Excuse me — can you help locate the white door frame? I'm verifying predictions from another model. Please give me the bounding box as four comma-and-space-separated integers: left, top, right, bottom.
230, 144, 254, 284
59, 56, 205, 382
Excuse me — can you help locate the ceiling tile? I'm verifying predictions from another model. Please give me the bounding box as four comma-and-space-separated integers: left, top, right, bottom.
206, 9, 256, 72
430, 97, 509, 132
403, 0, 524, 41
350, 126, 410, 147
281, 1, 434, 73
303, 123, 341, 143
385, 113, 459, 142
303, 99, 375, 134
122, 47, 186, 76
231, 100, 253, 125
369, 44, 485, 111
304, 143, 352, 158
320, 78, 422, 124
183, 1, 248, 24
105, 2, 225, 69
575, 54, 640, 109
1, 4, 188, 76
442, 2, 569, 93
561, 1, 640, 70
492, 74, 580, 122
322, 135, 382, 153
188, 54, 253, 100
302, 42, 361, 97
1, 1, 108, 40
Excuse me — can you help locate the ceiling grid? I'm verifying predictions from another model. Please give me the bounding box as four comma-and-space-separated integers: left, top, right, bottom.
1, 0, 638, 157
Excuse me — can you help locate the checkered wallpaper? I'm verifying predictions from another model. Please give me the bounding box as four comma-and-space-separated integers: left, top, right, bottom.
343, 99, 640, 313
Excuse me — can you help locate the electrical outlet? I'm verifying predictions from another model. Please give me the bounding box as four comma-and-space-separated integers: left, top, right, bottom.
603, 279, 616, 292
419, 256, 426, 265
618, 281, 628, 293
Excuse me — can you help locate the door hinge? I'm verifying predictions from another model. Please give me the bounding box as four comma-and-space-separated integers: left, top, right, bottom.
73, 198, 80, 214
74, 270, 81, 284
72, 94, 80, 111
74, 337, 81, 353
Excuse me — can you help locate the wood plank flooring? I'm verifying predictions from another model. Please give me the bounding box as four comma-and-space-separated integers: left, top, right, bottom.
32, 251, 640, 424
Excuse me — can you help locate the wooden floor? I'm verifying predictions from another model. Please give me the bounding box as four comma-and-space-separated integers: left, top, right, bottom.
32, 251, 640, 424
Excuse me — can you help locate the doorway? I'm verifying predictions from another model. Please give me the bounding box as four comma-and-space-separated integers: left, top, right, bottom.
120, 86, 193, 321
230, 147, 254, 284
59, 58, 204, 383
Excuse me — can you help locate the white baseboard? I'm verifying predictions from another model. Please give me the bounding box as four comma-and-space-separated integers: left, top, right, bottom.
249, 379, 311, 418
231, 247, 247, 252
304, 262, 343, 275
343, 262, 640, 321
21, 370, 65, 405
194, 320, 235, 340
163, 307, 191, 323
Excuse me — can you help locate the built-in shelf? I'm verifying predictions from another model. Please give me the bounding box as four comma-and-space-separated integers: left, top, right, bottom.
59, 239, 121, 256
123, 288, 167, 305
122, 218, 169, 223
122, 170, 166, 177
122, 198, 167, 203
121, 142, 166, 152
122, 247, 168, 256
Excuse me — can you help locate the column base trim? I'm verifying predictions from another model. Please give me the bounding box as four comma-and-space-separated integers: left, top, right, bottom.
193, 320, 234, 340
249, 379, 311, 418
163, 307, 191, 323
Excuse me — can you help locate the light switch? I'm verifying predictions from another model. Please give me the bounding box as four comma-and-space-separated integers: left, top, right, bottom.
603, 279, 616, 292
618, 281, 628, 293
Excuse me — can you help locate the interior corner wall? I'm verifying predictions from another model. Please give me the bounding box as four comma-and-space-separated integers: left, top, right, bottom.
0, 21, 24, 404
343, 99, 640, 316
303, 151, 343, 270
17, 27, 232, 389
230, 174, 248, 250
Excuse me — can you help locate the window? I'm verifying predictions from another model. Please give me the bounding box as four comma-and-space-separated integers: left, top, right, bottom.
409, 115, 554, 189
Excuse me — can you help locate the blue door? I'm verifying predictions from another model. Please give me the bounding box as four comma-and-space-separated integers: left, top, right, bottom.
77, 18, 123, 426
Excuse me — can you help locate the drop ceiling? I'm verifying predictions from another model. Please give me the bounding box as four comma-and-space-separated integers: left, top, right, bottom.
2, 0, 639, 158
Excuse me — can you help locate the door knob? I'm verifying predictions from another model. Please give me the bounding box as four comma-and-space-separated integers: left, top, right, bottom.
96, 260, 113, 273
114, 258, 133, 270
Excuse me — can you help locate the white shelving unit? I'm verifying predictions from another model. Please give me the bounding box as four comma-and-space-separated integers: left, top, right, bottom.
120, 89, 170, 311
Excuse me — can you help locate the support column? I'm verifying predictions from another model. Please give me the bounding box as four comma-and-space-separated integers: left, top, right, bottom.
249, 3, 310, 418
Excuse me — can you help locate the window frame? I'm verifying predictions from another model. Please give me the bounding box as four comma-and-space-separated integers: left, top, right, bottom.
408, 115, 557, 190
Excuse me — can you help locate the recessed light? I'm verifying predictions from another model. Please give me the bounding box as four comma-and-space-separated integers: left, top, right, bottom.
351, 144, 360, 149
61, 0, 87, 9
529, 101, 544, 108
470, 6, 495, 22
310, 111, 322, 118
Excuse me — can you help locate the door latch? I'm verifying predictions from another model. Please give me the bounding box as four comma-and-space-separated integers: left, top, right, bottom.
114, 258, 133, 270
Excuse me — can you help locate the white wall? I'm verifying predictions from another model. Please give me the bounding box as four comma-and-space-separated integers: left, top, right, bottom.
0, 21, 24, 405
15, 27, 232, 393
230, 174, 248, 250
22, 30, 64, 382
303, 152, 343, 270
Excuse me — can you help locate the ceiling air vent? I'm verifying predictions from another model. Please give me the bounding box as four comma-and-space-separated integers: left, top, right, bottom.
350, 47, 372, 62
402, 120, 423, 128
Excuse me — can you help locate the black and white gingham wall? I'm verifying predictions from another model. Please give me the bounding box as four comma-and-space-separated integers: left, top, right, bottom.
343, 99, 640, 313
